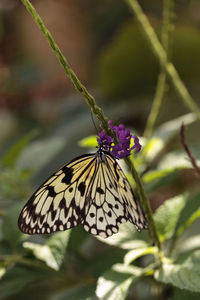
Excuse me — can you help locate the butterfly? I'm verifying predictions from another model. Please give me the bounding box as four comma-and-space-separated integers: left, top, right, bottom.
18, 143, 148, 238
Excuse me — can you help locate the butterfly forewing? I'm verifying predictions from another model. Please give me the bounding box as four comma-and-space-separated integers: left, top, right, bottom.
18, 154, 96, 234
18, 150, 148, 237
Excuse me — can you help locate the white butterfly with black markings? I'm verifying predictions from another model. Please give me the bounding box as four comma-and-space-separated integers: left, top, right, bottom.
18, 144, 148, 238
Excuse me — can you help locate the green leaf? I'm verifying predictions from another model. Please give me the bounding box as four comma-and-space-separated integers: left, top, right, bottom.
144, 113, 196, 161
23, 242, 59, 270
158, 148, 200, 169
78, 135, 97, 148
0, 268, 6, 279
23, 230, 71, 270
154, 194, 188, 242
97, 223, 149, 250
155, 250, 200, 292
47, 230, 71, 268
2, 129, 39, 168
173, 191, 200, 239
174, 234, 200, 256
153, 113, 196, 145
124, 247, 155, 265
96, 264, 142, 300
2, 202, 27, 248
144, 168, 181, 193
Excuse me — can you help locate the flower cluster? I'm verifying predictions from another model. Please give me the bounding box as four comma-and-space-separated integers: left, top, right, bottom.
97, 120, 141, 159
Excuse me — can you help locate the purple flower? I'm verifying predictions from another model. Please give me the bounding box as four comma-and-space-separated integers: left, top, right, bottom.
97, 120, 142, 159
133, 135, 142, 153
97, 130, 113, 150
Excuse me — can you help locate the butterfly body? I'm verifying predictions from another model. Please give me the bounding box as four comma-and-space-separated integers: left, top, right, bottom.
18, 146, 147, 238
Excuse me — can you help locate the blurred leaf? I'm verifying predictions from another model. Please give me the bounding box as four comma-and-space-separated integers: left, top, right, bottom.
144, 113, 196, 162
124, 247, 155, 265
23, 231, 71, 271
144, 168, 181, 194
96, 264, 142, 300
170, 191, 200, 248
78, 135, 97, 148
16, 137, 66, 171
0, 266, 49, 299
2, 202, 27, 248
23, 242, 59, 270
155, 250, 200, 292
153, 113, 196, 146
174, 234, 200, 256
142, 137, 164, 162
0, 268, 6, 279
97, 223, 149, 250
143, 168, 180, 183
2, 129, 39, 168
154, 194, 188, 242
158, 147, 200, 169
47, 230, 71, 268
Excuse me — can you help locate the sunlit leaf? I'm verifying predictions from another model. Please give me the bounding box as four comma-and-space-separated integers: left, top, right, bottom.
23, 231, 71, 271
23, 242, 59, 270
47, 230, 71, 268
78, 135, 97, 148
0, 268, 6, 279
155, 250, 200, 292
97, 223, 149, 250
158, 148, 200, 170
170, 191, 200, 249
174, 234, 200, 256
154, 194, 188, 242
124, 247, 155, 265
144, 113, 196, 162
96, 264, 142, 300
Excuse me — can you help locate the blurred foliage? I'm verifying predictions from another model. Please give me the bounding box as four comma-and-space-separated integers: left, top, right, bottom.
1, 1, 200, 299
97, 23, 200, 99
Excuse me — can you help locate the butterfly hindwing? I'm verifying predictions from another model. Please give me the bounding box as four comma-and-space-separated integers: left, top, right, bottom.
82, 152, 147, 238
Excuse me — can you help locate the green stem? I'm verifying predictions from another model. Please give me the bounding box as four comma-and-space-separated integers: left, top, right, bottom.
126, 0, 200, 122
144, 0, 174, 138
21, 0, 161, 253
125, 157, 161, 251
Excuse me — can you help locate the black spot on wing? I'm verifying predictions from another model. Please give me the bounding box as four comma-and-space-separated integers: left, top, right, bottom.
96, 187, 104, 194
61, 166, 73, 184
46, 186, 56, 197
78, 182, 86, 196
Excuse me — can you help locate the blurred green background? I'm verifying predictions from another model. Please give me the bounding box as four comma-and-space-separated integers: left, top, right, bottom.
0, 0, 200, 299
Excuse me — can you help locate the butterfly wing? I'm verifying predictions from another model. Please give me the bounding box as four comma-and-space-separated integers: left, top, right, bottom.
82, 152, 148, 238
18, 154, 97, 234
